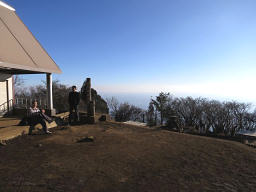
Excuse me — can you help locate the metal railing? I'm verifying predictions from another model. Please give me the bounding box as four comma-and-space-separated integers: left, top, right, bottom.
0, 98, 48, 116
15, 98, 47, 109
0, 99, 14, 116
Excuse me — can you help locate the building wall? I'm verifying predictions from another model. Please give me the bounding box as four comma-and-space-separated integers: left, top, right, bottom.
0, 76, 13, 113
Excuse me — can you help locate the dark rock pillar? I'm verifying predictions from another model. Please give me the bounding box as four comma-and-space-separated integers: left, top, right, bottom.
85, 78, 95, 124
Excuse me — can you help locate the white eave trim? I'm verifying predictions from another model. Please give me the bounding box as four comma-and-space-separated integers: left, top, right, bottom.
0, 1, 15, 11
0, 61, 62, 74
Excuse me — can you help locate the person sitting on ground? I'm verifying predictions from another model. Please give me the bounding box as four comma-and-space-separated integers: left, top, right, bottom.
28, 100, 52, 135
68, 85, 80, 124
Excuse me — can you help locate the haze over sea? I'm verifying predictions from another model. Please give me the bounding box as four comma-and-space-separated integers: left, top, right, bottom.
6, 0, 256, 108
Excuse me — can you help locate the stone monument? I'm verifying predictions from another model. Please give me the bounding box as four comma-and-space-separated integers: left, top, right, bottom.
83, 78, 95, 124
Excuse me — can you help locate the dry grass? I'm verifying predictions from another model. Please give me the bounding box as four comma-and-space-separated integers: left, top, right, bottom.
0, 121, 256, 192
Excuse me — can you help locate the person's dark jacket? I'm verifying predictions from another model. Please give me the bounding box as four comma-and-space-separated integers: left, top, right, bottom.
69, 91, 80, 106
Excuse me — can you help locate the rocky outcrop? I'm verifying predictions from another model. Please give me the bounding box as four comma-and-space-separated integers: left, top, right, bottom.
80, 79, 109, 114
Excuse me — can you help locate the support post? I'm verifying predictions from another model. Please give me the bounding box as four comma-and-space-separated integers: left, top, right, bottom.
6, 80, 9, 113
46, 73, 55, 116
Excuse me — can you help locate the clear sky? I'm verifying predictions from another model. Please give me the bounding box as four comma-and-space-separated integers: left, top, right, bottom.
4, 0, 256, 107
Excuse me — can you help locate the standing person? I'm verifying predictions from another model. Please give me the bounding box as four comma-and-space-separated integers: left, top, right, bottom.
68, 85, 80, 124
28, 100, 52, 135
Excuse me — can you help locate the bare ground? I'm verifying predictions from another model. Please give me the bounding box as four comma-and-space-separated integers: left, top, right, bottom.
0, 121, 256, 192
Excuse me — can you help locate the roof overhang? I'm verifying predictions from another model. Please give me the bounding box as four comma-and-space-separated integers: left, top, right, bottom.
0, 1, 62, 74
0, 61, 55, 74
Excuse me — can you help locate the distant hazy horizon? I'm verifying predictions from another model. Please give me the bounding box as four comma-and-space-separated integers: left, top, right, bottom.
99, 91, 256, 110
18, 74, 256, 110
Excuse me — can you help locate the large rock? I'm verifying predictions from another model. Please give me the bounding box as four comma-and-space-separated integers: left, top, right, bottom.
80, 78, 109, 114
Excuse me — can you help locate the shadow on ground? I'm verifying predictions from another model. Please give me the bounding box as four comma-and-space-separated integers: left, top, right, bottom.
0, 121, 256, 192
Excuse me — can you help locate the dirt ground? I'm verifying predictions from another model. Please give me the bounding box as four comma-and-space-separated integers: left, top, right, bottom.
0, 121, 256, 192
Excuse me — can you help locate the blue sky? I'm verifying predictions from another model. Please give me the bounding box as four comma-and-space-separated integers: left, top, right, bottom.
4, 0, 256, 107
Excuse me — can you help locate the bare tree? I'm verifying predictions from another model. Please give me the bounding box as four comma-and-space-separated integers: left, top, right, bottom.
13, 75, 26, 97
151, 92, 170, 125
146, 101, 156, 126
15, 80, 70, 113
106, 97, 144, 122
153, 93, 256, 137
106, 97, 119, 117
